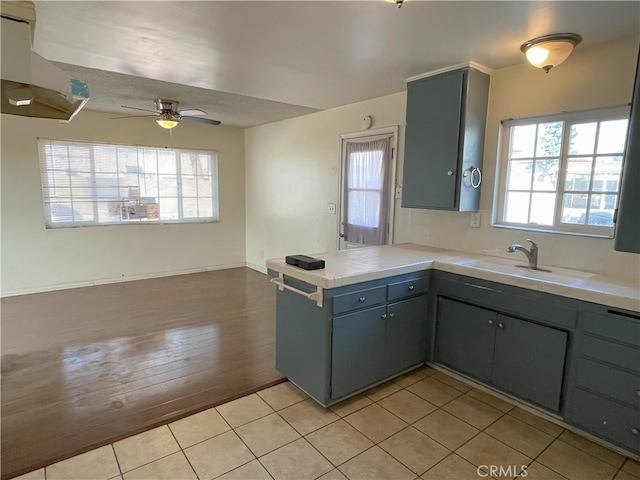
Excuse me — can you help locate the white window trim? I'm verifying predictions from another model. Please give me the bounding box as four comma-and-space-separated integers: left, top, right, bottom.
38, 138, 219, 228
492, 105, 630, 238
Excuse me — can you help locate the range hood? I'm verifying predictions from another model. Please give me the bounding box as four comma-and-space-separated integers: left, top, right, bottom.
1, 1, 89, 121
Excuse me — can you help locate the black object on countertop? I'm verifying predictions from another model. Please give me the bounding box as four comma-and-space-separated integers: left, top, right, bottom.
285, 254, 325, 270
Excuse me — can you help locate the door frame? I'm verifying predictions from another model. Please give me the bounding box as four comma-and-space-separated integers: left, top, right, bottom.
338, 126, 399, 250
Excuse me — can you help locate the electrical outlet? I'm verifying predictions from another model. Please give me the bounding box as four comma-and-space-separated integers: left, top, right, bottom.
470, 212, 481, 228
327, 203, 336, 215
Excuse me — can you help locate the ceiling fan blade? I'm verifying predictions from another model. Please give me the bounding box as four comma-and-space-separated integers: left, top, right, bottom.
111, 114, 158, 120
180, 116, 221, 126
178, 108, 206, 116
121, 105, 158, 113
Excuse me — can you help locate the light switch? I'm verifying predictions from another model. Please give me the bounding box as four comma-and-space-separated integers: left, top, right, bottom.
328, 203, 336, 215
470, 212, 481, 228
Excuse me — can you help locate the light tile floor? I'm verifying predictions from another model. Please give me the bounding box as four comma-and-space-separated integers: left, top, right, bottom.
11, 366, 640, 480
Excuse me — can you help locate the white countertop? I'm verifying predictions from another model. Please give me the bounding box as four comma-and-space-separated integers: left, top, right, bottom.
266, 244, 640, 312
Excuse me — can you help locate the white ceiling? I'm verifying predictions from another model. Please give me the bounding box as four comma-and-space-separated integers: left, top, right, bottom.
32, 1, 640, 128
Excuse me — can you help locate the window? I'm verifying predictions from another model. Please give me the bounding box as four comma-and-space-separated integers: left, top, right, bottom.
341, 134, 394, 246
38, 139, 218, 228
495, 107, 629, 236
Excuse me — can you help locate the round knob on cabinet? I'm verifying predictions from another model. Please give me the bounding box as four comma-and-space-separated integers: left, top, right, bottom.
488, 319, 494, 326
381, 313, 387, 319
447, 171, 454, 176
389, 313, 395, 318
636, 390, 640, 398
632, 428, 639, 436
358, 297, 366, 303
408, 285, 414, 291
497, 322, 505, 329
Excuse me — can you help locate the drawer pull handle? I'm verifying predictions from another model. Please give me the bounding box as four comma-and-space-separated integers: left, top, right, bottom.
632, 428, 639, 436
408, 285, 415, 291
381, 313, 387, 319
358, 297, 366, 303
497, 322, 505, 329
389, 313, 395, 318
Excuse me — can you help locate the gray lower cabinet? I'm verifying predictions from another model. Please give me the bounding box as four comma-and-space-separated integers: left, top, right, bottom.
276, 272, 429, 405
331, 294, 429, 400
565, 306, 640, 454
274, 267, 639, 455
332, 305, 386, 400
435, 297, 568, 412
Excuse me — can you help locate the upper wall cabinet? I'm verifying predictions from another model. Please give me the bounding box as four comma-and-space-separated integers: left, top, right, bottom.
614, 49, 640, 253
402, 66, 490, 211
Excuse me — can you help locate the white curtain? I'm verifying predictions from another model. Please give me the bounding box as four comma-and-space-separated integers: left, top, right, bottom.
343, 137, 392, 245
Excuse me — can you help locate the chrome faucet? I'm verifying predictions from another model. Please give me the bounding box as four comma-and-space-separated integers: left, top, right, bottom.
507, 239, 539, 270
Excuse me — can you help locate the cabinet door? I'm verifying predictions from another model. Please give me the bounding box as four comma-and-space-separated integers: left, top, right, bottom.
385, 295, 428, 376
436, 297, 495, 382
492, 314, 567, 412
614, 49, 639, 253
403, 70, 464, 209
332, 305, 386, 400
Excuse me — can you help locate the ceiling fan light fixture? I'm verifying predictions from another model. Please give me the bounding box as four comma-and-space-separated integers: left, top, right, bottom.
520, 33, 582, 73
156, 119, 178, 129
156, 113, 178, 129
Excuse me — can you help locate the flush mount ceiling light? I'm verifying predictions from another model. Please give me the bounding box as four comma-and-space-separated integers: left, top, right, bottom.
520, 33, 582, 73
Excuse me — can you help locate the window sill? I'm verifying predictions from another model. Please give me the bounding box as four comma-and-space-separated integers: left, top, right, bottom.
491, 223, 614, 239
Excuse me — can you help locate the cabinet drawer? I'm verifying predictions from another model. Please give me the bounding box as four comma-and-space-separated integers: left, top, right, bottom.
436, 277, 577, 329
388, 277, 429, 302
570, 388, 640, 454
575, 358, 640, 409
332, 286, 386, 315
582, 310, 640, 347
582, 335, 640, 374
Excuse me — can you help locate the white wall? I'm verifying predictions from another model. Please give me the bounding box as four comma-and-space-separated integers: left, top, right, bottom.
1, 110, 246, 296
245, 93, 411, 272
246, 37, 640, 280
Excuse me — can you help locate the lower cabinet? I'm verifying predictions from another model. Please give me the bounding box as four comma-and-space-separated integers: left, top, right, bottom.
332, 305, 386, 400
385, 295, 429, 377
276, 271, 429, 405
332, 295, 428, 400
565, 306, 640, 454
276, 268, 639, 456
436, 297, 568, 412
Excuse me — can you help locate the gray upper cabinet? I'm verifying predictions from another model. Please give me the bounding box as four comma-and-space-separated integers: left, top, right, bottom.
614, 49, 640, 253
402, 66, 490, 211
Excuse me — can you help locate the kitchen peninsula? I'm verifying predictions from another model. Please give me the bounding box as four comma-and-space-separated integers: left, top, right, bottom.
267, 243, 640, 457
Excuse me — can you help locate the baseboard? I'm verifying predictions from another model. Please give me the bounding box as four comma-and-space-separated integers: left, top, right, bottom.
246, 262, 268, 275
1, 262, 249, 298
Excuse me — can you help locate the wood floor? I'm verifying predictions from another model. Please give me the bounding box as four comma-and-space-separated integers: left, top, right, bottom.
1, 267, 283, 480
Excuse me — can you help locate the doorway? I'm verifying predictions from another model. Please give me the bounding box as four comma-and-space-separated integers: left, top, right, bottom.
339, 127, 398, 250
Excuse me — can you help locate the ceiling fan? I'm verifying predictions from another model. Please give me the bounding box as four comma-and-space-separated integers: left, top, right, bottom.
113, 98, 221, 129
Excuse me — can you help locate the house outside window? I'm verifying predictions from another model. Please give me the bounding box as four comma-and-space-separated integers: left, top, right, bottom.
38, 139, 219, 228
494, 106, 629, 237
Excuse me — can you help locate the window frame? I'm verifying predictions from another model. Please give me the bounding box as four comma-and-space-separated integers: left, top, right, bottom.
38, 138, 219, 228
493, 106, 630, 237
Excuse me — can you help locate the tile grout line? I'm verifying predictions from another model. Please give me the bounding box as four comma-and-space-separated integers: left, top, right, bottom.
110, 444, 124, 479
165, 422, 201, 480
